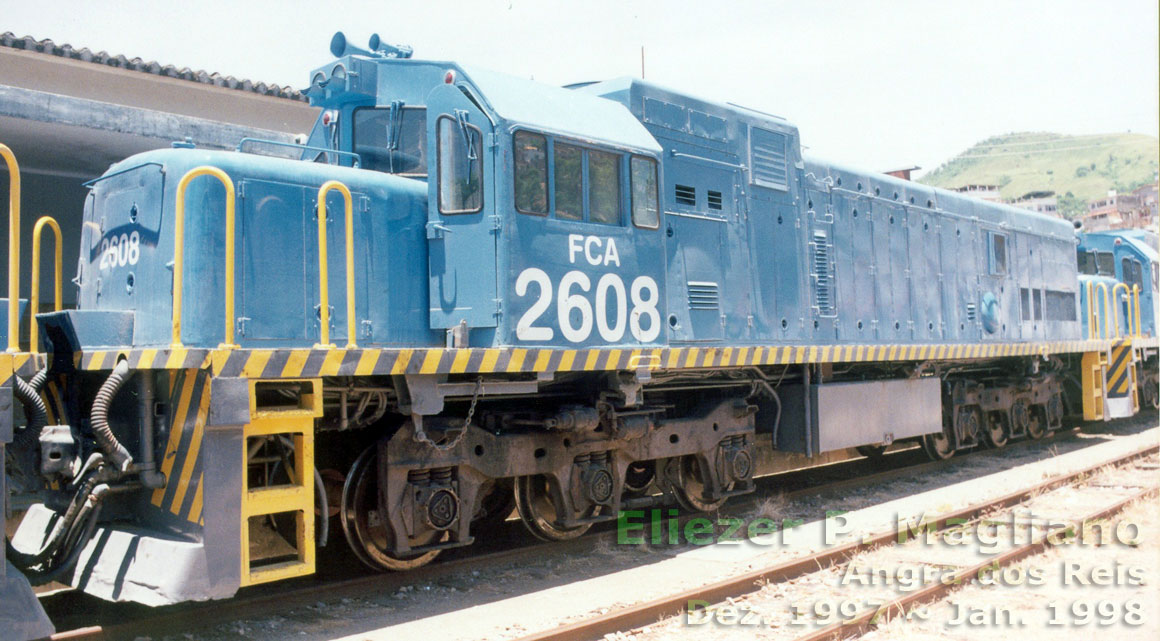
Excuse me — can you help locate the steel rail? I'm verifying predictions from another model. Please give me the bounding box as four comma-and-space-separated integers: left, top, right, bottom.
795, 482, 1158, 641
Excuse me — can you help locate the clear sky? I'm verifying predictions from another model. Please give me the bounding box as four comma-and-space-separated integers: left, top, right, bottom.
4, 0, 1157, 176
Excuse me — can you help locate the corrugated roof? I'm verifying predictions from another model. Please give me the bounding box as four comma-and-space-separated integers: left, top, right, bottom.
0, 32, 306, 102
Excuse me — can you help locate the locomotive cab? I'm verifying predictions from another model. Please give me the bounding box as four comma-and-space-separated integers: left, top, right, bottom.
306, 41, 668, 349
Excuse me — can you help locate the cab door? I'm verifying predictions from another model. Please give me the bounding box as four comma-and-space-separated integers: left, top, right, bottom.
425, 83, 498, 330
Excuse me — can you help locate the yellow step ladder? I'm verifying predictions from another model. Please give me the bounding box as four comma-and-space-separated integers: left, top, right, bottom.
1081, 340, 1139, 421
240, 379, 321, 586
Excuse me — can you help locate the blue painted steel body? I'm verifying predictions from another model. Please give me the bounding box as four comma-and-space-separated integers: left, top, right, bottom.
0, 299, 24, 347
66, 47, 1092, 354
77, 149, 431, 348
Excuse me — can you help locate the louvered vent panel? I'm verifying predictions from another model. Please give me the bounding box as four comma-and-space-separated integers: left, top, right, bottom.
687, 281, 720, 310
812, 230, 835, 316
966, 303, 978, 322
675, 184, 696, 206
750, 128, 788, 191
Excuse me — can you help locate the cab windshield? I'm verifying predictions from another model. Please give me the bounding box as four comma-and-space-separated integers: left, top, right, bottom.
353, 106, 427, 176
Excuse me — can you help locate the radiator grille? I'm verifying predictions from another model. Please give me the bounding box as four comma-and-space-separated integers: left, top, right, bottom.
812, 230, 835, 316
687, 281, 720, 310
750, 128, 788, 190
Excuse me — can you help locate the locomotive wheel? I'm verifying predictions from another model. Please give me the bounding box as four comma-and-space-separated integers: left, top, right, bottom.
672, 455, 729, 512
472, 478, 516, 528
623, 461, 656, 498
1026, 412, 1047, 440
514, 474, 598, 541
340, 445, 442, 572
1144, 382, 1160, 410
921, 430, 955, 460
981, 414, 1009, 449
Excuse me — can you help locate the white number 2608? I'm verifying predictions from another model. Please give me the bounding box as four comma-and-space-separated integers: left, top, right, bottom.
515, 268, 661, 344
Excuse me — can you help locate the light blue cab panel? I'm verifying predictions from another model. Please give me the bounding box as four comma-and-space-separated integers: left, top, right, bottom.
446, 68, 667, 348
76, 148, 431, 349
1078, 231, 1159, 338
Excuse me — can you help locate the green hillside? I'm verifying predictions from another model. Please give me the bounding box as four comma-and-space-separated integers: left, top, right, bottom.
918, 132, 1159, 219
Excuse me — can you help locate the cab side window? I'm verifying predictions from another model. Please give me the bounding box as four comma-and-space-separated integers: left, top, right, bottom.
1077, 250, 1098, 275
353, 107, 427, 176
437, 116, 483, 214
1096, 251, 1115, 276
1122, 258, 1143, 289
514, 131, 548, 215
554, 143, 583, 221
588, 149, 621, 225
513, 131, 655, 228
630, 156, 659, 229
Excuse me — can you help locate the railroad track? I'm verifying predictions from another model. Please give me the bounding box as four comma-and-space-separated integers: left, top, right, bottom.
39, 420, 1145, 640
511, 439, 1159, 641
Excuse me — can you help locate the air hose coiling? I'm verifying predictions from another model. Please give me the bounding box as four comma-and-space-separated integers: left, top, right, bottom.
12, 370, 48, 451
90, 359, 134, 471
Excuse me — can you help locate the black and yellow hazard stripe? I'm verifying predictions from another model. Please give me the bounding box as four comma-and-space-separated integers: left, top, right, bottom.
75, 347, 210, 372
1106, 340, 1134, 399
68, 337, 1157, 378
150, 369, 210, 524
0, 354, 12, 389
8, 352, 42, 378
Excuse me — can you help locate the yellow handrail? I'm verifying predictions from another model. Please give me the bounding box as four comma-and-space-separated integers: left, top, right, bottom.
1112, 282, 1133, 338
1132, 284, 1142, 338
1099, 281, 1116, 339
1088, 281, 1114, 340
173, 167, 237, 349
30, 216, 62, 353
2, 143, 19, 352
315, 181, 356, 348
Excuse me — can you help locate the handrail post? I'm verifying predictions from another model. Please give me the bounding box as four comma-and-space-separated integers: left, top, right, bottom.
30, 216, 62, 353
1092, 282, 1111, 340
1086, 281, 1095, 340
2, 143, 19, 352
1132, 284, 1141, 338
316, 181, 356, 349
1112, 283, 1132, 339
173, 167, 236, 349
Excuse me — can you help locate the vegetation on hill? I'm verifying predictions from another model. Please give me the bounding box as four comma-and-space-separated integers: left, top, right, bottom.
918, 132, 1159, 219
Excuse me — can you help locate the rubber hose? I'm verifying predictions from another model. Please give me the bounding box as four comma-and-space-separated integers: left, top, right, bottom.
28, 493, 107, 587
28, 367, 48, 393
5, 473, 99, 570
90, 359, 134, 471
12, 373, 47, 451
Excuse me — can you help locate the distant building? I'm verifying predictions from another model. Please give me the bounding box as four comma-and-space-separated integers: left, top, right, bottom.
1008, 190, 1059, 217
952, 184, 1003, 202
1082, 185, 1158, 231
1133, 182, 1158, 220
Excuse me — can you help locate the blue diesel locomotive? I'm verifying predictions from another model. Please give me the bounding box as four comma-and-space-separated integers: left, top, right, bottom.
1, 32, 1156, 626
